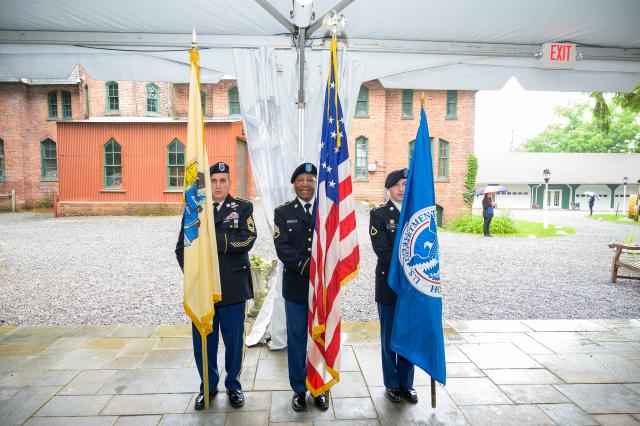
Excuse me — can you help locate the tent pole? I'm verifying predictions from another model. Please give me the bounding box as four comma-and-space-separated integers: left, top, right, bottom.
297, 27, 306, 160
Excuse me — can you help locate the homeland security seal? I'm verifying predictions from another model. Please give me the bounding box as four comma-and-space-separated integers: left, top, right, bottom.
398, 205, 442, 297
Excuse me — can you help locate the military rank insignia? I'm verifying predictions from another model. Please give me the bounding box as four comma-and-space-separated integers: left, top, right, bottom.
370, 226, 378, 236
247, 216, 255, 233
273, 224, 280, 239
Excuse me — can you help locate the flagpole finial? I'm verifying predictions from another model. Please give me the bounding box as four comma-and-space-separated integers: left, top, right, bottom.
192, 26, 197, 48
323, 10, 347, 40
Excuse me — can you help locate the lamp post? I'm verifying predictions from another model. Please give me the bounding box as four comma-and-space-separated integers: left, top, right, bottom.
543, 169, 551, 229
623, 176, 628, 214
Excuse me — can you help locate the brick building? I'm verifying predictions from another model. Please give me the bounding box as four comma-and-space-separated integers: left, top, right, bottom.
0, 68, 475, 223
348, 81, 475, 224
0, 68, 82, 208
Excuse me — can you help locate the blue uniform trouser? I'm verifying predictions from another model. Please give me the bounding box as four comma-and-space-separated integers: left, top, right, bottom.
285, 299, 308, 393
192, 301, 245, 393
378, 303, 414, 389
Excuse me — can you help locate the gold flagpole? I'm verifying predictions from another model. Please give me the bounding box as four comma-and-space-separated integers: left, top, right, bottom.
192, 27, 210, 411
202, 330, 210, 409
422, 90, 436, 409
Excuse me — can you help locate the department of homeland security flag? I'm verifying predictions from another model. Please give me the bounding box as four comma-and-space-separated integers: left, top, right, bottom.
182, 42, 222, 337
306, 37, 360, 397
388, 107, 446, 385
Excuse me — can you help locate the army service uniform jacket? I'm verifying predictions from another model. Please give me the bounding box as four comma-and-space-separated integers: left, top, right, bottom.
273, 199, 314, 305
176, 194, 257, 306
369, 200, 400, 305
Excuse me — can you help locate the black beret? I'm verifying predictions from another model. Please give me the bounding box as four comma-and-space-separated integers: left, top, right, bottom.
210, 162, 230, 175
385, 168, 408, 189
290, 162, 318, 183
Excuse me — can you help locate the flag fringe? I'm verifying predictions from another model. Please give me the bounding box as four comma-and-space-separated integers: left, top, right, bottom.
183, 291, 222, 336
306, 365, 340, 397
311, 324, 326, 342
340, 261, 359, 288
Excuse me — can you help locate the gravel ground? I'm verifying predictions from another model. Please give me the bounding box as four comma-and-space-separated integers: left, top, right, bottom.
1, 202, 639, 325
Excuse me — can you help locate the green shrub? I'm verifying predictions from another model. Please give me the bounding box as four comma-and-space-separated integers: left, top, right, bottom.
35, 197, 53, 208
449, 214, 517, 235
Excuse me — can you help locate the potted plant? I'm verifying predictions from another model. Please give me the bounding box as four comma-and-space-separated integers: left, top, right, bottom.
248, 251, 277, 317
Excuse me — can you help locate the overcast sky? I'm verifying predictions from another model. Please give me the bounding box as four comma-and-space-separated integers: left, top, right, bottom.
474, 78, 587, 154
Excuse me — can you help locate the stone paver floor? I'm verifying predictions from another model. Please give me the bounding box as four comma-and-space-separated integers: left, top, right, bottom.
1, 320, 640, 425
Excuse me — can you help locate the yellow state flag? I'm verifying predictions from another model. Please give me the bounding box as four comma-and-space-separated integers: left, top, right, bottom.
182, 43, 222, 336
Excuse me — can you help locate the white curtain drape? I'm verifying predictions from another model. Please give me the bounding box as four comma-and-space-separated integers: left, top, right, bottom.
233, 45, 364, 348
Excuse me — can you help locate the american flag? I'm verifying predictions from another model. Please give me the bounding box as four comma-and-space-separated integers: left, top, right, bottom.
306, 38, 360, 397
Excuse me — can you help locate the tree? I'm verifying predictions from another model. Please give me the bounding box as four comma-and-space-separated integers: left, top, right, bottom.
591, 84, 640, 133
524, 101, 640, 153
463, 154, 478, 208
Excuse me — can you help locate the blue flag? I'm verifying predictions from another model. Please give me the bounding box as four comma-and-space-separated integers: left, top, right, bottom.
388, 107, 446, 385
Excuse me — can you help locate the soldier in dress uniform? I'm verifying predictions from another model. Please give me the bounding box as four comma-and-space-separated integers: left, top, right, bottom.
369, 168, 418, 404
176, 162, 257, 410
273, 162, 329, 412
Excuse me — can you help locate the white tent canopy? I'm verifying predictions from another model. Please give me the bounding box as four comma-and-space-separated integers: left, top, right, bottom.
2, 0, 639, 348
1, 0, 639, 91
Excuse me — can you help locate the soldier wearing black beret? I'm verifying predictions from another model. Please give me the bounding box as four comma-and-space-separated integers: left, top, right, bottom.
176, 161, 256, 410
369, 168, 417, 404
273, 162, 328, 412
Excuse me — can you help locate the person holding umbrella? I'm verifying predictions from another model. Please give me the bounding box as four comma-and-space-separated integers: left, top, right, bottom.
476, 185, 506, 237
583, 191, 600, 215
482, 192, 497, 237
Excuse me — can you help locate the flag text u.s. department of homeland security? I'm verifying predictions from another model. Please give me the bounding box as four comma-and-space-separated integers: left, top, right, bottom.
398, 206, 442, 298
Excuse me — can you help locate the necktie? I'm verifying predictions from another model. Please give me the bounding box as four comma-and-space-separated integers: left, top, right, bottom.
305, 203, 312, 219
213, 202, 219, 217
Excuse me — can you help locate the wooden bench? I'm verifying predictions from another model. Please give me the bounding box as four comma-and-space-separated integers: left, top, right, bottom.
609, 243, 640, 283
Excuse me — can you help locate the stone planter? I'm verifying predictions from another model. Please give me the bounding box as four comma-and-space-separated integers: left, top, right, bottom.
249, 260, 277, 317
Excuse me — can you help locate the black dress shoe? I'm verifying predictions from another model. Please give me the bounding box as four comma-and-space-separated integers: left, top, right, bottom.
386, 387, 403, 403
402, 387, 418, 403
314, 393, 329, 410
194, 390, 218, 410
291, 391, 306, 411
227, 389, 245, 408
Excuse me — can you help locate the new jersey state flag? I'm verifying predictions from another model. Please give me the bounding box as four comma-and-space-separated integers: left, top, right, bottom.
182, 44, 222, 337
388, 107, 446, 385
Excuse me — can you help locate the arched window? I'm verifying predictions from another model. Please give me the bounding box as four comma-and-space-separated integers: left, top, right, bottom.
61, 90, 72, 119
446, 90, 458, 119
436, 204, 444, 227
106, 81, 119, 113
354, 136, 368, 179
146, 83, 159, 113
228, 87, 240, 116
355, 86, 369, 117
402, 89, 413, 118
103, 139, 122, 189
0, 138, 5, 181
408, 139, 415, 164
47, 91, 58, 119
167, 138, 185, 189
40, 139, 57, 179
84, 84, 89, 116
408, 137, 435, 165
438, 139, 449, 179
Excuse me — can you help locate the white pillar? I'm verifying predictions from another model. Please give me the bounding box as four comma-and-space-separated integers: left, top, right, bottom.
543, 182, 549, 229
623, 184, 627, 214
